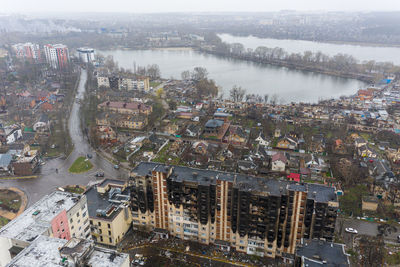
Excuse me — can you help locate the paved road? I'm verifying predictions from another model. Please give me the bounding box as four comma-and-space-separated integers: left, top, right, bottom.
0, 69, 128, 207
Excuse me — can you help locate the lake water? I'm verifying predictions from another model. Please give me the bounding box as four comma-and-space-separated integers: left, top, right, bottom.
99, 49, 366, 103
219, 33, 400, 64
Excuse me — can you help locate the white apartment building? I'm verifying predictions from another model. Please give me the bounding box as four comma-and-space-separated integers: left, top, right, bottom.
77, 47, 95, 63
0, 191, 90, 266
12, 43, 41, 61
44, 44, 69, 69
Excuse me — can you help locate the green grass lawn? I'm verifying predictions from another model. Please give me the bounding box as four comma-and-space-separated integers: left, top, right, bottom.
69, 157, 93, 173
0, 216, 10, 228
150, 81, 162, 88
64, 186, 85, 194
0, 189, 22, 212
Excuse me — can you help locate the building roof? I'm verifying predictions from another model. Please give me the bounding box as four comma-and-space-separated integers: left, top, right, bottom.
87, 247, 129, 267
85, 179, 129, 221
296, 239, 349, 266
99, 101, 151, 112
131, 162, 337, 203
271, 152, 287, 164
0, 153, 12, 168
6, 235, 129, 267
38, 114, 49, 123
0, 191, 82, 242
204, 119, 224, 128
287, 173, 301, 182
6, 235, 67, 267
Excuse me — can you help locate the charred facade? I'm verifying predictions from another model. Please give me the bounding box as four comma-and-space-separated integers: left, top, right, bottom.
130, 162, 339, 258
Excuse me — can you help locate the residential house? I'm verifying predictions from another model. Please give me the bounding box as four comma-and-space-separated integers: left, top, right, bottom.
287, 173, 301, 182
271, 152, 287, 172
203, 119, 224, 135
185, 124, 201, 138
98, 101, 152, 115
12, 145, 40, 176
192, 141, 209, 155
237, 160, 257, 172
214, 110, 232, 122
362, 196, 379, 211
354, 137, 367, 148
373, 160, 395, 186
41, 102, 54, 111
97, 126, 118, 145
33, 113, 50, 132
387, 148, 400, 164
306, 155, 329, 177
0, 153, 12, 174
358, 145, 378, 158
165, 123, 179, 135
96, 112, 147, 130
309, 134, 325, 153
276, 136, 298, 150
334, 139, 346, 154
274, 128, 281, 138
255, 132, 269, 146
176, 112, 194, 120
225, 125, 248, 146
5, 127, 22, 144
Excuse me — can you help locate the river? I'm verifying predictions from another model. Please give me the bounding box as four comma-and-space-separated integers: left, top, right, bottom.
218, 33, 400, 64
99, 49, 366, 103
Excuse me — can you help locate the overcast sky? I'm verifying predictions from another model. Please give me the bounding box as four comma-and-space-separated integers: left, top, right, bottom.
3, 0, 400, 13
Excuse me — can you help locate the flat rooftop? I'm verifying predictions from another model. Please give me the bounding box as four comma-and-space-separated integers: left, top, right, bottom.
0, 191, 81, 242
85, 179, 130, 221
132, 162, 337, 203
7, 235, 67, 267
296, 239, 349, 266
6, 235, 129, 267
87, 247, 129, 267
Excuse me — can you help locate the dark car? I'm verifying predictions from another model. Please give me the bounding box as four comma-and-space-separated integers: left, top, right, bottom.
95, 171, 104, 177
86, 153, 93, 159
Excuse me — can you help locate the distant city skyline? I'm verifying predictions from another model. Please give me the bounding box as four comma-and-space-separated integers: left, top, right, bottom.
3, 0, 400, 13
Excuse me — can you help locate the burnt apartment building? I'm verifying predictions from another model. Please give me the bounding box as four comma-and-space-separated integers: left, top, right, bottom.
129, 162, 338, 259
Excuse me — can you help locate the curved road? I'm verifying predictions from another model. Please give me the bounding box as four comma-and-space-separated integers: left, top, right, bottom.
0, 69, 128, 207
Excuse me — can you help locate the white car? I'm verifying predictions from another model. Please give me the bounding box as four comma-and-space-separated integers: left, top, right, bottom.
345, 227, 358, 234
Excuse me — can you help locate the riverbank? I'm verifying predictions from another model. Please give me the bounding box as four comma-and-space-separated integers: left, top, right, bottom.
221, 33, 400, 48
198, 48, 375, 83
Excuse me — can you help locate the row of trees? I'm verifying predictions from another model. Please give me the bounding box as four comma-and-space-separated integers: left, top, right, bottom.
101, 55, 161, 79
207, 35, 400, 81
181, 67, 218, 98
229, 85, 279, 104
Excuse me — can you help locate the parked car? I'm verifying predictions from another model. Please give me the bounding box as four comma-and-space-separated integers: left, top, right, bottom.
95, 171, 104, 177
114, 164, 120, 170
345, 227, 358, 234
86, 153, 93, 159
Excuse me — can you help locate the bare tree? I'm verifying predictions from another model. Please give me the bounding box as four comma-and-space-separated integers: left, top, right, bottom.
230, 85, 246, 102
147, 64, 161, 79
181, 70, 191, 81
191, 67, 208, 81
270, 94, 278, 105
264, 94, 269, 103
